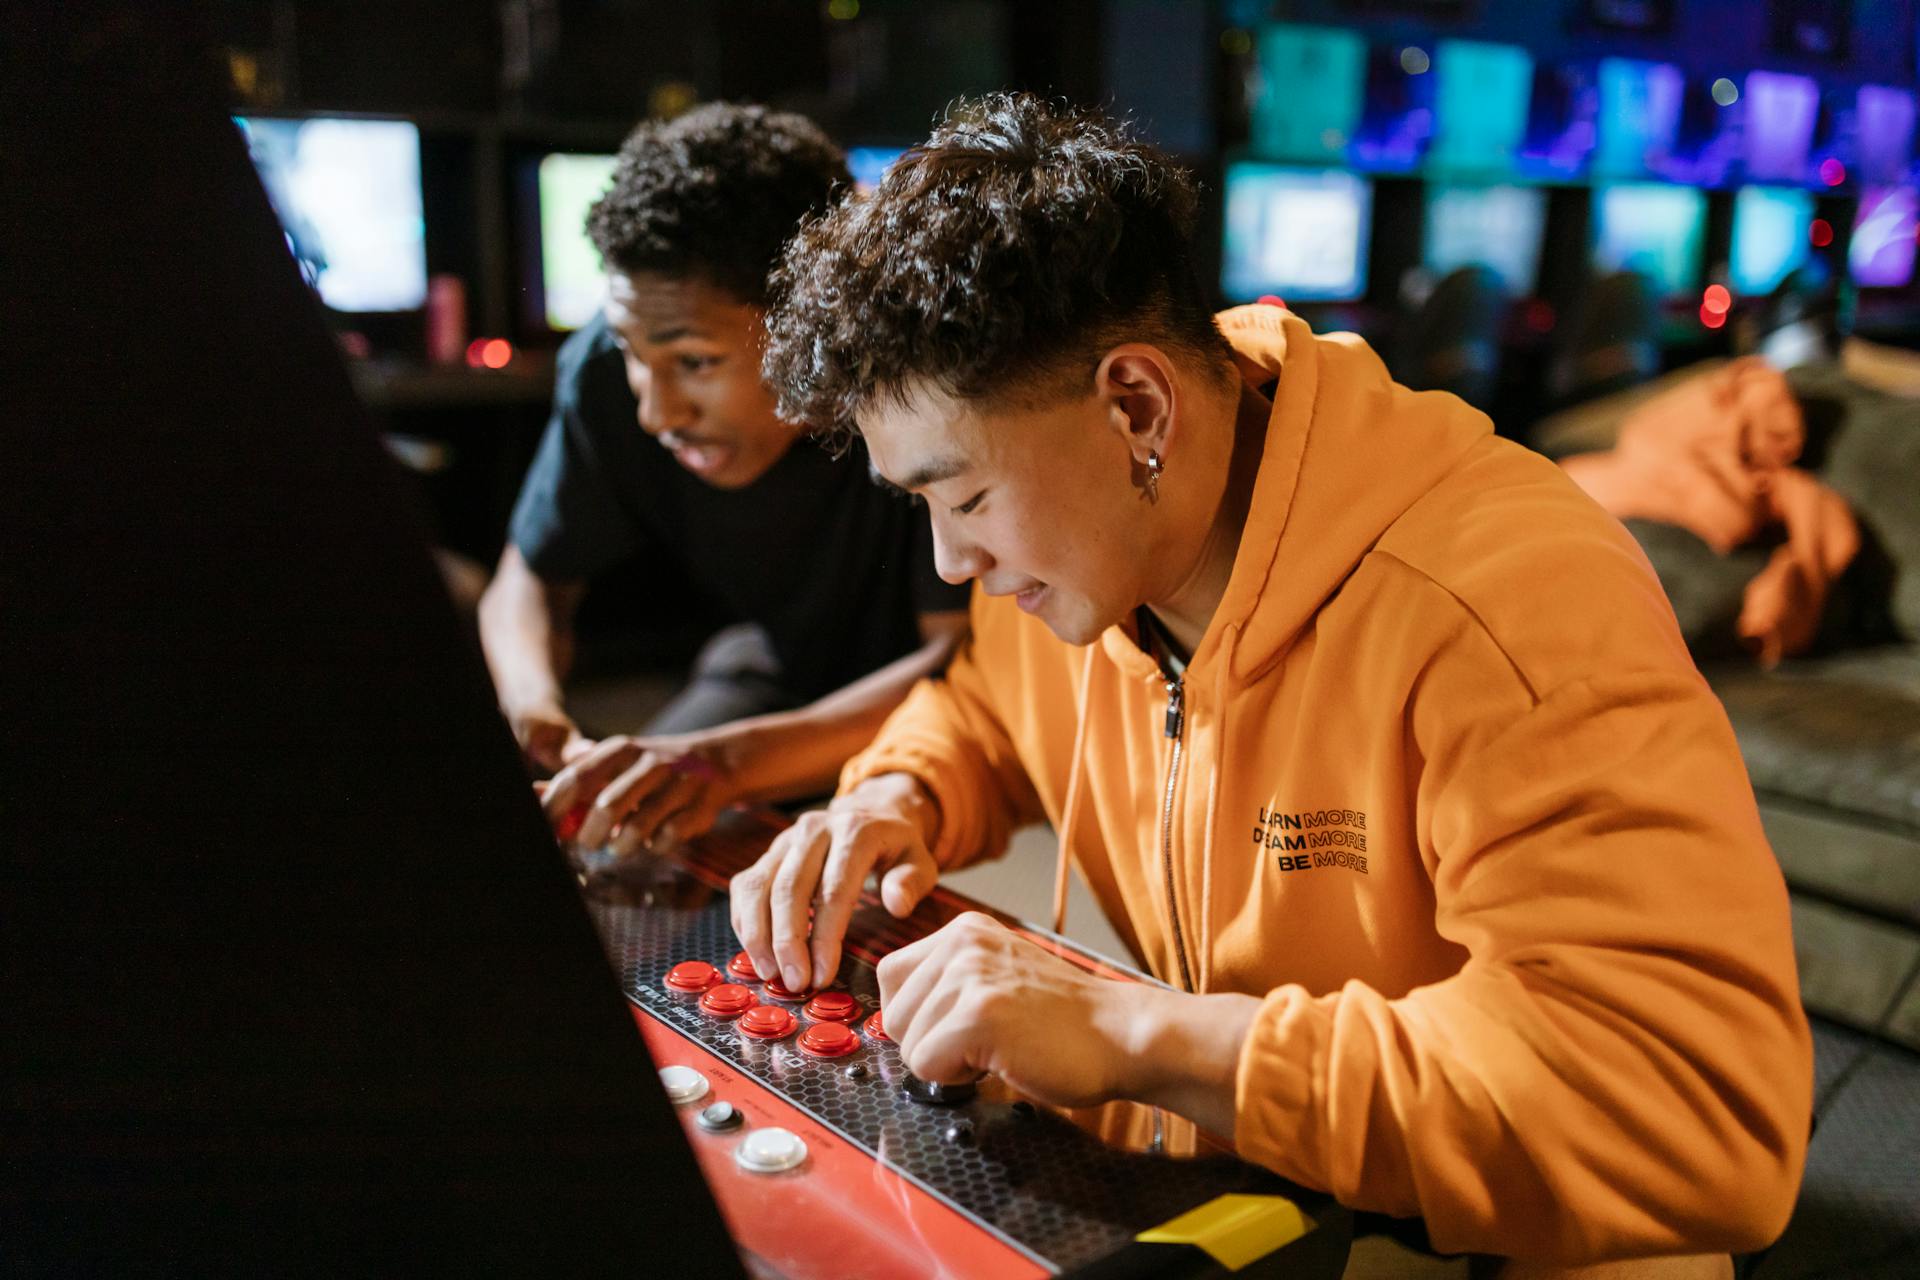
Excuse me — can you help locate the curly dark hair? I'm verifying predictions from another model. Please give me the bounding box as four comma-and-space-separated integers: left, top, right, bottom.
762, 93, 1231, 438
586, 102, 849, 307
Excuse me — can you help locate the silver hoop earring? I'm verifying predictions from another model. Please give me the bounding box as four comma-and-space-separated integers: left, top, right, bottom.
1142, 450, 1163, 505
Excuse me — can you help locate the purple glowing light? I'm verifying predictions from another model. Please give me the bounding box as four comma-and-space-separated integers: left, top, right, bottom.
1850, 187, 1919, 289
1856, 87, 1917, 186
1743, 71, 1819, 183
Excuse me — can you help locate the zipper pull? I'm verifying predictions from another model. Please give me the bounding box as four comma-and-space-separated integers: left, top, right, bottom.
1163, 677, 1184, 740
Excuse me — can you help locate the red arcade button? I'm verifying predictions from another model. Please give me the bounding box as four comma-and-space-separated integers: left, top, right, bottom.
803, 991, 861, 1024
761, 975, 813, 1003
664, 960, 722, 993
798, 1021, 859, 1059
699, 983, 757, 1019
726, 951, 763, 982
864, 1010, 890, 1042
738, 1005, 799, 1041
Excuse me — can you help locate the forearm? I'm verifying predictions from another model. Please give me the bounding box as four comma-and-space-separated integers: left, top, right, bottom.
720, 632, 960, 806
477, 552, 580, 710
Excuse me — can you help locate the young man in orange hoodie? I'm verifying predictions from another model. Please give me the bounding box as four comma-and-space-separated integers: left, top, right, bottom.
743, 94, 1811, 1269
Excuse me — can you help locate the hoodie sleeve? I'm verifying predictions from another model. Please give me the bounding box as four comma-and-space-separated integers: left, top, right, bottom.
1232, 666, 1812, 1261
839, 591, 1045, 871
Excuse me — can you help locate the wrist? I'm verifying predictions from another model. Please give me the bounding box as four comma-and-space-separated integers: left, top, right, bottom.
1117, 988, 1261, 1135
836, 771, 942, 850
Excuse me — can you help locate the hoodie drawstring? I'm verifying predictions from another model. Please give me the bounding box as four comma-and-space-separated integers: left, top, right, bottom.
1195, 625, 1238, 993
1051, 644, 1101, 935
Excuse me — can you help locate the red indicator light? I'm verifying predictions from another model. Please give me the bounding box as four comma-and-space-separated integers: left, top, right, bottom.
1699, 302, 1727, 329
1702, 285, 1731, 314
1810, 219, 1833, 247
1819, 158, 1846, 187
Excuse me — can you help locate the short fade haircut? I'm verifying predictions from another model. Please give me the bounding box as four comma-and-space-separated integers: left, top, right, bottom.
587, 102, 850, 308
762, 92, 1233, 440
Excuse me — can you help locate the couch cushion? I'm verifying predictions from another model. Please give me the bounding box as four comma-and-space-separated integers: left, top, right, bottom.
1707, 649, 1920, 838
1789, 897, 1920, 1047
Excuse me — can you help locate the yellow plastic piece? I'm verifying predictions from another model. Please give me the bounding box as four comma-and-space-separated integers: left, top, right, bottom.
1135, 1193, 1311, 1271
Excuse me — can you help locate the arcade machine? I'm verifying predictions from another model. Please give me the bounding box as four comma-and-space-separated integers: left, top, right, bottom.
525, 150, 619, 332
1848, 184, 1920, 333
1219, 161, 1374, 317
4, 7, 1354, 1275
584, 822, 1352, 1279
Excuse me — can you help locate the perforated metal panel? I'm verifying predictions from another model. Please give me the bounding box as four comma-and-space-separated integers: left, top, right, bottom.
584, 848, 1320, 1275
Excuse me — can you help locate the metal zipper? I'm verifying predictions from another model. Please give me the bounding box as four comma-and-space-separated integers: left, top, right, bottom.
1159, 674, 1195, 993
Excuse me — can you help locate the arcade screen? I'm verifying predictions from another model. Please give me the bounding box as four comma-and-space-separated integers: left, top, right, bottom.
1350, 43, 1436, 172
1221, 164, 1373, 302
847, 147, 906, 192
1850, 186, 1919, 289
1855, 86, 1916, 186
1429, 40, 1533, 172
538, 152, 617, 331
234, 116, 428, 313
1250, 25, 1366, 163
1591, 182, 1707, 298
1741, 72, 1819, 183
1422, 183, 1548, 295
1730, 186, 1814, 296
1594, 57, 1684, 178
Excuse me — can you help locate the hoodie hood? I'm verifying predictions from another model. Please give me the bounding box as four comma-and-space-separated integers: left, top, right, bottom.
1188, 304, 1495, 682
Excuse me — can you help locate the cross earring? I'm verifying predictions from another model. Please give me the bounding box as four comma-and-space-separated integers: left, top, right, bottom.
1142, 450, 1163, 504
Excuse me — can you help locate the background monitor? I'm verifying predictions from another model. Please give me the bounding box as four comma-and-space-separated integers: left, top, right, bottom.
1730, 186, 1814, 296
1422, 182, 1548, 295
1428, 40, 1533, 173
1517, 61, 1598, 179
1591, 182, 1707, 299
847, 146, 906, 191
1251, 24, 1366, 163
537, 152, 617, 331
235, 116, 428, 312
1594, 57, 1684, 178
1221, 163, 1373, 302
1856, 86, 1917, 187
1350, 43, 1435, 172
1850, 186, 1919, 289
1742, 71, 1820, 183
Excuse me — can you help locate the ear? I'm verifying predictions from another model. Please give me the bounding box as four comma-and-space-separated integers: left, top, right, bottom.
1092, 344, 1181, 466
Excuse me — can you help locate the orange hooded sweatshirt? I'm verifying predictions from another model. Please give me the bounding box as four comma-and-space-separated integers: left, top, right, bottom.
841, 305, 1811, 1261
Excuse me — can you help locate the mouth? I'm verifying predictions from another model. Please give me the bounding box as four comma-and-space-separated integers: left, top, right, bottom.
660, 433, 735, 477
1013, 584, 1048, 615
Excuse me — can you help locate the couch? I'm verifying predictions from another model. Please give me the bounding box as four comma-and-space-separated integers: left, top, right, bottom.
1534, 347, 1920, 1052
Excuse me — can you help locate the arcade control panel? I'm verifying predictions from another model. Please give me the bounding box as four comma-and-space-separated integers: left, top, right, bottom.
583, 818, 1352, 1279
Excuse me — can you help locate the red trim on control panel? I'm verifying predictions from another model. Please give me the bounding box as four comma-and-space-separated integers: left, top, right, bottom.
637, 1010, 1048, 1280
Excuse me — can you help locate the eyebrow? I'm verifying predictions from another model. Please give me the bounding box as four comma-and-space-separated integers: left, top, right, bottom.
869, 455, 971, 494
644, 325, 705, 344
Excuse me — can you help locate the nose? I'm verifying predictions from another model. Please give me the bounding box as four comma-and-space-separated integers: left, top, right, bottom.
631, 361, 695, 437
929, 512, 989, 586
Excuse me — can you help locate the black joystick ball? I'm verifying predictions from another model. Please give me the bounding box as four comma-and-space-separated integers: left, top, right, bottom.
902, 1074, 977, 1106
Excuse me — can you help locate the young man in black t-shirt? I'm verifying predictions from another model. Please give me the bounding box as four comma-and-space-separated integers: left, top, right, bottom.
479, 104, 969, 855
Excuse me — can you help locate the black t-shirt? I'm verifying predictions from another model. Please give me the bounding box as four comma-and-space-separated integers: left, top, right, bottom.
508, 315, 968, 703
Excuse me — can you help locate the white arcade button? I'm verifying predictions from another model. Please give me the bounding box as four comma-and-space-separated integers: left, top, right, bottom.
657, 1065, 709, 1105
734, 1126, 808, 1174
